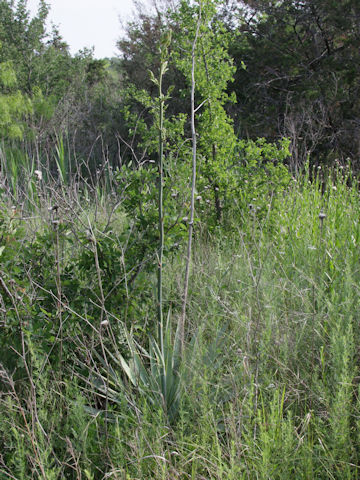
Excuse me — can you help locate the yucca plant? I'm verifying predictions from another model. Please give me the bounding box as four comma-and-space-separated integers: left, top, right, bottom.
82, 311, 183, 425
120, 312, 182, 423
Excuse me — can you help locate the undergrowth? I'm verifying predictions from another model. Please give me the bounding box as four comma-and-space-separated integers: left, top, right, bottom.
0, 164, 360, 479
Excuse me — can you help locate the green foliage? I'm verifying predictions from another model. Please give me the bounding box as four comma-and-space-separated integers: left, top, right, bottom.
172, 0, 238, 222
32, 86, 56, 120
84, 312, 183, 424
1, 157, 360, 478
0, 59, 33, 139
227, 137, 291, 223
1, 2, 360, 479
0, 0, 119, 177
230, 0, 360, 168
0, 59, 17, 87
116, 162, 187, 270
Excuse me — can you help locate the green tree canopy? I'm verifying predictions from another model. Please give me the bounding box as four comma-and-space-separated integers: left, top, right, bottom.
229, 0, 360, 167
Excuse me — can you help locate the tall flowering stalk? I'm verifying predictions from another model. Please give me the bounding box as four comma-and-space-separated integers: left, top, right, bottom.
179, 3, 202, 356
150, 31, 172, 338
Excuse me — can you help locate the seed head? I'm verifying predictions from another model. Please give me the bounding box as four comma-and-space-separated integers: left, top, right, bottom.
34, 170, 42, 181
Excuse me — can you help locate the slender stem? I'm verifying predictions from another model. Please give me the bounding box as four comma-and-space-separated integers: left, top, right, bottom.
158, 64, 165, 341
54, 220, 63, 369
180, 4, 201, 357
91, 223, 110, 444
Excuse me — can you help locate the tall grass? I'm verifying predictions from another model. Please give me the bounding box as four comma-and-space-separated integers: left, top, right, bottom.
1, 162, 360, 478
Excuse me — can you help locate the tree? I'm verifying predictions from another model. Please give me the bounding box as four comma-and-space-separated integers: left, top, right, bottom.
0, 56, 32, 139
228, 0, 360, 168
0, 0, 49, 93
0, 0, 123, 173
172, 0, 238, 222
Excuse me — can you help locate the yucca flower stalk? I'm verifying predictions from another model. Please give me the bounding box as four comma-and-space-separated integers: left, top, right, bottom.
180, 2, 201, 356
149, 30, 171, 339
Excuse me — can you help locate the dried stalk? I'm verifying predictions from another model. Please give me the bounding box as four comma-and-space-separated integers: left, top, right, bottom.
180, 4, 202, 356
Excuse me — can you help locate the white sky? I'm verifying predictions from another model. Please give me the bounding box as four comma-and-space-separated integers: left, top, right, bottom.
27, 0, 139, 58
